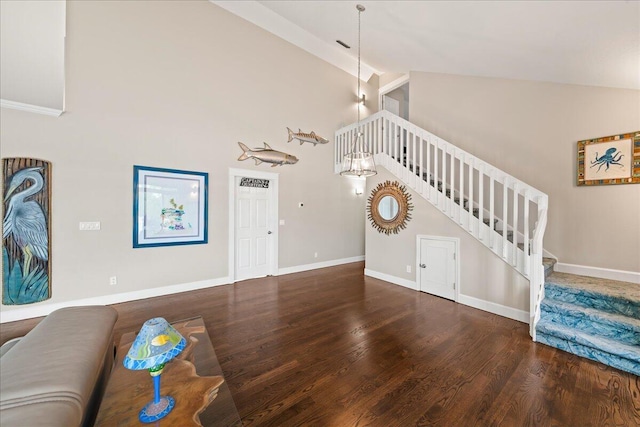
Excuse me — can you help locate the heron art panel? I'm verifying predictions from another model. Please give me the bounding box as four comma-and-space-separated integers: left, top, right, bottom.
2, 158, 51, 305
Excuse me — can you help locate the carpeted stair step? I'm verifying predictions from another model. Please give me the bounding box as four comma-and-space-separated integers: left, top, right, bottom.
540, 299, 640, 346
545, 272, 640, 318
542, 258, 556, 278
536, 319, 640, 375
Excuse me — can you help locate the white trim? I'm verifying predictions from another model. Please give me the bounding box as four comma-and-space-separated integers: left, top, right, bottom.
1, 258, 367, 323
228, 167, 279, 283
415, 235, 460, 302
0, 99, 63, 117
554, 263, 640, 284
0, 276, 232, 324
379, 74, 410, 96
543, 248, 558, 261
458, 294, 529, 323
364, 268, 418, 291
210, 1, 378, 81
279, 256, 365, 276
378, 74, 410, 110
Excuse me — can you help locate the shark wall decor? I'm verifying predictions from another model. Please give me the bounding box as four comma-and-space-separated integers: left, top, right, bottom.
287, 127, 329, 146
237, 142, 299, 167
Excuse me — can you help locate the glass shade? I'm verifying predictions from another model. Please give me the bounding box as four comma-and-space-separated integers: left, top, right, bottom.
340, 152, 377, 177
340, 132, 377, 178
123, 317, 186, 370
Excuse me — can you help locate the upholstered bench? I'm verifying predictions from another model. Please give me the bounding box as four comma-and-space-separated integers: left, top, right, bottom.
0, 306, 118, 427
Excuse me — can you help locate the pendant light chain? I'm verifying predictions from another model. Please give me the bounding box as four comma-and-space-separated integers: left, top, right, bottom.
357, 5, 362, 125
339, 4, 376, 177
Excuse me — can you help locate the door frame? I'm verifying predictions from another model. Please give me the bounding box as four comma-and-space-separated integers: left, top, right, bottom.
416, 235, 460, 301
228, 167, 279, 283
378, 73, 409, 112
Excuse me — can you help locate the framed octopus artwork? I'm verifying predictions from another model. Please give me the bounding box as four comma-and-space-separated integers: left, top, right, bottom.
577, 131, 640, 186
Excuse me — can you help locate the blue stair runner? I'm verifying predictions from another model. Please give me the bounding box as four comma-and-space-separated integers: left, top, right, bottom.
536, 271, 640, 375
405, 155, 640, 374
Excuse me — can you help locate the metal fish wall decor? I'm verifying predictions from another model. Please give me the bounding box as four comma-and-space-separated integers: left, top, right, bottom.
287, 127, 329, 146
237, 142, 299, 167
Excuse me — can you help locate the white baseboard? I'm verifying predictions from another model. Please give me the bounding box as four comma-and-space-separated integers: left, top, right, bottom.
1, 257, 368, 323
1, 99, 63, 117
0, 276, 232, 324
364, 269, 418, 291
554, 263, 640, 284
457, 295, 529, 323
364, 269, 528, 323
279, 256, 365, 276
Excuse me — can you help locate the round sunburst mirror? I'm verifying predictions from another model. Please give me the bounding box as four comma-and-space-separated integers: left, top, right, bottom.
367, 180, 413, 235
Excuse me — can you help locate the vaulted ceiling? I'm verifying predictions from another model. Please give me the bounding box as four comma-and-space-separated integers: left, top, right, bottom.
214, 1, 640, 90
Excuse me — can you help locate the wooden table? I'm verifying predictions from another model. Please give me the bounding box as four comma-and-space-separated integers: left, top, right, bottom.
95, 317, 242, 426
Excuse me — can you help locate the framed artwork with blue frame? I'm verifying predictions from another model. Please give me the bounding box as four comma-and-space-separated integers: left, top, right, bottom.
133, 165, 208, 248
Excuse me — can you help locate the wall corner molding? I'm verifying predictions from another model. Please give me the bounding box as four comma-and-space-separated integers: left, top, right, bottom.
1, 99, 63, 117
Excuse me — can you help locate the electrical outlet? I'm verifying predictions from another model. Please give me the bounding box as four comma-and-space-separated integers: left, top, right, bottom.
109, 276, 117, 286
406, 265, 412, 273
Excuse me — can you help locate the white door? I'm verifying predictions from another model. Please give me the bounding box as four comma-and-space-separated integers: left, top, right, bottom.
383, 95, 400, 116
418, 237, 457, 300
235, 177, 272, 281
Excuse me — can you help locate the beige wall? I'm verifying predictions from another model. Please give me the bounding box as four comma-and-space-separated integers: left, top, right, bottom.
365, 168, 530, 313
409, 72, 640, 272
0, 1, 375, 314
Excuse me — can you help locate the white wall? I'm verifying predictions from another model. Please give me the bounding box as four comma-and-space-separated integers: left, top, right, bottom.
409, 72, 640, 273
0, 0, 65, 111
0, 0, 376, 317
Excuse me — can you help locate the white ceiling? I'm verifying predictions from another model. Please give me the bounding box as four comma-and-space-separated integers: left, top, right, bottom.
214, 1, 640, 90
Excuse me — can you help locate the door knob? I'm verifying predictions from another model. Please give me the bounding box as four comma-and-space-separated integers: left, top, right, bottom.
419, 263, 426, 268
267, 231, 273, 234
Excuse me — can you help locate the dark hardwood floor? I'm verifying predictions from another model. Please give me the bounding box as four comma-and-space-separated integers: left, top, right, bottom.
2, 262, 639, 426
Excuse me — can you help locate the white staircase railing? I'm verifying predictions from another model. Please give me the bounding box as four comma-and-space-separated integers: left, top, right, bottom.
335, 110, 548, 339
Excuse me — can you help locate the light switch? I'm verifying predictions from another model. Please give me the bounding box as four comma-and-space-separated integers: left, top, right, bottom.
79, 221, 101, 231
279, 219, 285, 225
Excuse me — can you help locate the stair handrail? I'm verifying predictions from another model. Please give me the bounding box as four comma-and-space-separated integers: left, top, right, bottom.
336, 110, 549, 337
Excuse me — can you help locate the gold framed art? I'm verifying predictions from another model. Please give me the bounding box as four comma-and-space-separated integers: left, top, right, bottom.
577, 131, 640, 186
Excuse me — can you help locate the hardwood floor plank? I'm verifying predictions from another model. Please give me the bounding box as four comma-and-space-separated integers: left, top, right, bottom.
1, 262, 638, 426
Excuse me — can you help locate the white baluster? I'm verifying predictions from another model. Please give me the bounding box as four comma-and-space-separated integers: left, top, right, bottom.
489, 170, 495, 249
459, 151, 464, 226
502, 177, 509, 259
412, 127, 417, 189
426, 134, 432, 201
418, 132, 424, 194
478, 163, 484, 240
523, 189, 531, 275
441, 143, 447, 213
512, 183, 519, 267
468, 157, 474, 234
449, 146, 455, 218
